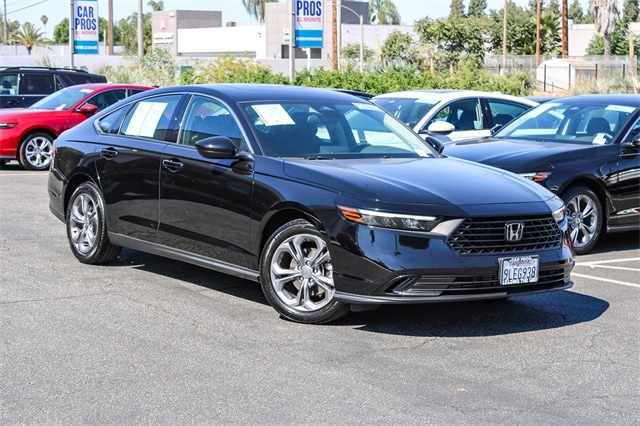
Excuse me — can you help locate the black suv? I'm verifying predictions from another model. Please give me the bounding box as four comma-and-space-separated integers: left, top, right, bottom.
0, 67, 107, 108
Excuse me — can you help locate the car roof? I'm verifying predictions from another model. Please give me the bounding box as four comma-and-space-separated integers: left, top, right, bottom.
547, 94, 640, 106
372, 89, 538, 106
143, 83, 371, 103
61, 83, 154, 91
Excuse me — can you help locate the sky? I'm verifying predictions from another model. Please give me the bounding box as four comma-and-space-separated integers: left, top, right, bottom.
3, 0, 591, 37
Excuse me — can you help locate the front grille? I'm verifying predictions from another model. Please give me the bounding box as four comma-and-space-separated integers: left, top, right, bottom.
390, 266, 571, 297
447, 215, 563, 255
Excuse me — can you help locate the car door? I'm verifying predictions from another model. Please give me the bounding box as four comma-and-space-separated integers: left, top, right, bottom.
0, 73, 21, 108
485, 98, 534, 130
608, 116, 640, 228
158, 94, 255, 269
93, 93, 184, 243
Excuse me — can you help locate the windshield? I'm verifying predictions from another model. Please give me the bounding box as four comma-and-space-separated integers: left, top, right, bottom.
496, 100, 639, 145
371, 97, 438, 128
243, 101, 437, 158
30, 86, 94, 111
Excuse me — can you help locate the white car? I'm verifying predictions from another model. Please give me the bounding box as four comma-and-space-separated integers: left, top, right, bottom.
372, 89, 539, 141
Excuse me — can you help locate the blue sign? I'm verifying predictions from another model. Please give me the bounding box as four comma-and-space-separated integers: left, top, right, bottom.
73, 0, 99, 55
295, 0, 323, 48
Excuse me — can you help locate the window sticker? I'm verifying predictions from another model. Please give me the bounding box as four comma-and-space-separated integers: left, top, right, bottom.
605, 105, 635, 114
125, 101, 168, 137
252, 104, 295, 126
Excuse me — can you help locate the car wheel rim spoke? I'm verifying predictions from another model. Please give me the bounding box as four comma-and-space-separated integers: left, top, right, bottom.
567, 194, 599, 248
25, 137, 52, 167
270, 232, 334, 313
69, 193, 98, 254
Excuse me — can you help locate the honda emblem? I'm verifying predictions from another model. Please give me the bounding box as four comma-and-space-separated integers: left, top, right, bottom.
505, 221, 525, 242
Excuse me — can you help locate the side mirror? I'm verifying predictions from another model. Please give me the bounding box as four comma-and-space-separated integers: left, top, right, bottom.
195, 136, 237, 159
78, 103, 98, 115
424, 135, 445, 154
426, 121, 455, 135
490, 124, 504, 135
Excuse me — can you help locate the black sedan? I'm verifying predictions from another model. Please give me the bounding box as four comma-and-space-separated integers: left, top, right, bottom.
444, 94, 640, 255
48, 84, 574, 324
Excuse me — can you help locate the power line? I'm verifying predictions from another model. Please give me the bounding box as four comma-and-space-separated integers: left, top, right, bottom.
5, 0, 48, 17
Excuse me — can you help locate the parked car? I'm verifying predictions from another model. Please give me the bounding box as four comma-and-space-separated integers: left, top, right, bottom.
48, 84, 574, 324
371, 89, 538, 141
0, 83, 152, 170
0, 66, 107, 108
444, 94, 640, 255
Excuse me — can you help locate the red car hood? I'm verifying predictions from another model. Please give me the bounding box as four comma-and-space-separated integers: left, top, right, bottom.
0, 108, 64, 120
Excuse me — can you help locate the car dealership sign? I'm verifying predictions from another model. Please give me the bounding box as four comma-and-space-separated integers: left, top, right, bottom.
295, 0, 323, 48
73, 0, 99, 54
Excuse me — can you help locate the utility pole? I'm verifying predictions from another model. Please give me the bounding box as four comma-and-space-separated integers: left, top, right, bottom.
561, 0, 568, 56
137, 0, 143, 56
69, 0, 74, 68
501, 0, 507, 75
108, 0, 113, 55
535, 0, 541, 66
332, 0, 337, 70
3, 0, 7, 45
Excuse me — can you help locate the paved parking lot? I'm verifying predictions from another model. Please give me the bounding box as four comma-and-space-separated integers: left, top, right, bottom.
1, 168, 638, 424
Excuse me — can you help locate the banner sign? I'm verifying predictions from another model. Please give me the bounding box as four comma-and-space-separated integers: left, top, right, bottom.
295, 0, 323, 48
74, 0, 99, 54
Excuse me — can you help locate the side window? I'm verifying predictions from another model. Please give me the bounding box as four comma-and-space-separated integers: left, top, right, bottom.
178, 95, 244, 148
97, 106, 129, 134
428, 99, 482, 131
20, 73, 56, 95
87, 89, 127, 112
0, 73, 18, 94
488, 99, 532, 126
121, 94, 182, 141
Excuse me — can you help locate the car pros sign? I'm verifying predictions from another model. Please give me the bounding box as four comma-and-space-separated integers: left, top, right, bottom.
74, 0, 99, 54
295, 0, 323, 48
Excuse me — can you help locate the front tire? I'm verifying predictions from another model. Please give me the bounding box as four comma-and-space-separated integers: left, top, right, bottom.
66, 182, 121, 264
562, 185, 602, 255
19, 132, 53, 171
260, 219, 349, 324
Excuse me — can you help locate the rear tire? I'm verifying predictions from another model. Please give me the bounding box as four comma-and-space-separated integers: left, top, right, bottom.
66, 182, 121, 264
260, 219, 349, 324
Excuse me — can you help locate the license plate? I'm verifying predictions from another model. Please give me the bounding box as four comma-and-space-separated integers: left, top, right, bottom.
499, 256, 539, 285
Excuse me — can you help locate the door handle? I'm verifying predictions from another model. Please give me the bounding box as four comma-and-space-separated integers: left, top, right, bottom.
162, 158, 184, 172
100, 147, 118, 159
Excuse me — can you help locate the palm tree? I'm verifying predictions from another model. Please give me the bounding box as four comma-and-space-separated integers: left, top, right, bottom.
241, 0, 277, 23
40, 15, 48, 39
590, 0, 620, 56
369, 0, 401, 24
17, 22, 44, 55
147, 0, 164, 12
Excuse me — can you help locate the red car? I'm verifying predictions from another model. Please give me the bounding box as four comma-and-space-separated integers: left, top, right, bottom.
0, 83, 152, 170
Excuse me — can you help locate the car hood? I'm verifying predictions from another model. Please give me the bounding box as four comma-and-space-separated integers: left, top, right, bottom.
0, 108, 60, 120
444, 137, 597, 171
281, 157, 558, 215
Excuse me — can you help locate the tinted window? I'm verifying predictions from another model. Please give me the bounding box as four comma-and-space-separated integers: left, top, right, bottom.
86, 89, 128, 112
120, 94, 182, 141
97, 106, 129, 134
178, 95, 244, 148
428, 98, 482, 130
20, 73, 56, 95
0, 73, 18, 94
487, 99, 532, 126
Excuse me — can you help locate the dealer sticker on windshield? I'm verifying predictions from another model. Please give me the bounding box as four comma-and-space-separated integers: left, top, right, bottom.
499, 256, 539, 285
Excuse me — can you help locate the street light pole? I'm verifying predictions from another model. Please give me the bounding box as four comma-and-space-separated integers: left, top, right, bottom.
337, 2, 364, 73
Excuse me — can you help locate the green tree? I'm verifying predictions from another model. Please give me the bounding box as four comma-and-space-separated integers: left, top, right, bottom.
147, 0, 164, 11
415, 16, 488, 66
369, 0, 401, 24
17, 22, 44, 55
586, 19, 640, 53
488, 1, 535, 54
450, 0, 466, 18
241, 0, 277, 23
468, 0, 487, 17
548, 0, 561, 15
590, 0, 621, 56
622, 0, 639, 21
40, 15, 48, 40
380, 30, 424, 67
53, 18, 69, 43
568, 0, 586, 23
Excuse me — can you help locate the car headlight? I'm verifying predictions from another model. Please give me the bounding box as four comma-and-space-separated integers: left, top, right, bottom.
338, 206, 439, 231
552, 205, 566, 224
520, 171, 552, 182
0, 122, 17, 129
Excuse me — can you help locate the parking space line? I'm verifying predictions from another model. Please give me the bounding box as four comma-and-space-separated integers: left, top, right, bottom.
576, 257, 640, 266
572, 273, 640, 288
